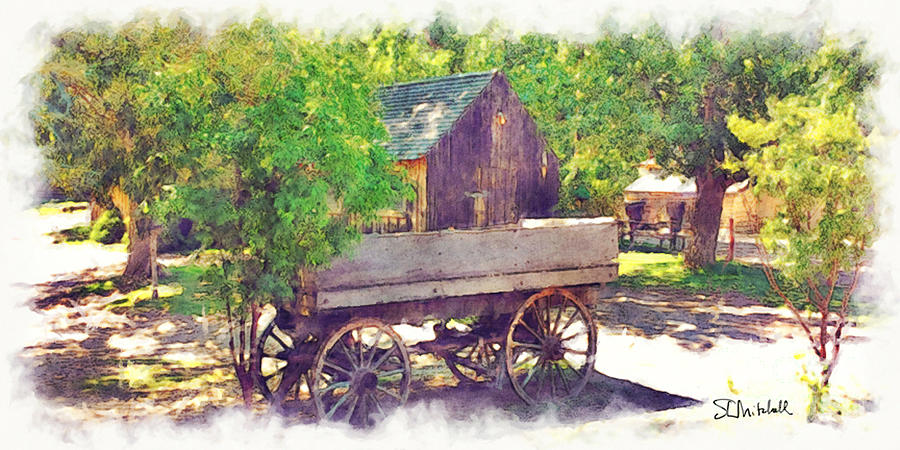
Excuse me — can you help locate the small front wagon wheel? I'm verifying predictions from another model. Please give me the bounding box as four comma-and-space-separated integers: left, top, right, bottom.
310, 319, 411, 427
253, 320, 309, 411
505, 288, 597, 405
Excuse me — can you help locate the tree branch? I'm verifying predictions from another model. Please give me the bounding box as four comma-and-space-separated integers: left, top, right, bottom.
823, 261, 863, 386
756, 242, 821, 357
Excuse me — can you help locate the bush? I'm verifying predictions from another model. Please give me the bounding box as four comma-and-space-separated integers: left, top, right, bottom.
158, 218, 201, 253
90, 210, 126, 244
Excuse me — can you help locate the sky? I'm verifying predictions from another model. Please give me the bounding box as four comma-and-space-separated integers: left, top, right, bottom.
2, 0, 899, 448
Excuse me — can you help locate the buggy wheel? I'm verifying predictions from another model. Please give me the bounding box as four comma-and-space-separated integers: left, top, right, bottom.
505, 288, 597, 405
310, 319, 411, 427
253, 320, 308, 411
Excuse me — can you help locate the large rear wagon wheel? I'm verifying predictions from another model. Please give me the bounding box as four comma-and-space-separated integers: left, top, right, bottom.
310, 319, 411, 428
505, 288, 597, 405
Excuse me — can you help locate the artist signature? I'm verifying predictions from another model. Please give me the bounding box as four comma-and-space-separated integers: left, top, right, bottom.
713, 398, 794, 419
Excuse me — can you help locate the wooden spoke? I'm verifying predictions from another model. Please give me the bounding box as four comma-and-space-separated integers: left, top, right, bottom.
323, 359, 353, 377
517, 320, 544, 343
337, 337, 359, 371
510, 341, 542, 350
368, 393, 386, 418
269, 331, 290, 351
344, 393, 361, 424
555, 363, 571, 394
506, 288, 597, 405
529, 303, 548, 336
557, 309, 582, 337
372, 345, 398, 371
365, 328, 385, 367
376, 385, 403, 401
551, 296, 566, 335
325, 391, 352, 421
311, 318, 410, 428
563, 348, 589, 356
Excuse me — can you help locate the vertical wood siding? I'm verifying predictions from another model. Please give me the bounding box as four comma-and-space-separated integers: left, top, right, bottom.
425, 73, 559, 230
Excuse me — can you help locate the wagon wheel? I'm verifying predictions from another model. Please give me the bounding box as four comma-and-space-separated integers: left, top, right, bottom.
445, 337, 504, 384
505, 288, 597, 405
440, 320, 506, 385
310, 319, 411, 427
253, 320, 308, 410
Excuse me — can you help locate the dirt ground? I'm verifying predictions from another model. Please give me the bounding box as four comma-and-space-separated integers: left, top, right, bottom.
15, 205, 866, 428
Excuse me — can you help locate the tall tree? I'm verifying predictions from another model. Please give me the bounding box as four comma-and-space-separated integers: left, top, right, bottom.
32, 16, 206, 282
159, 17, 407, 406
650, 28, 822, 268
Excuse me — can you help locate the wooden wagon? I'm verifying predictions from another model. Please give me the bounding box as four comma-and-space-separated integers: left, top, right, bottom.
251, 217, 618, 427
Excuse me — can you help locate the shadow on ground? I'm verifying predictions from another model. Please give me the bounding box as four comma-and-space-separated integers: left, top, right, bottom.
271, 370, 699, 426
594, 287, 802, 352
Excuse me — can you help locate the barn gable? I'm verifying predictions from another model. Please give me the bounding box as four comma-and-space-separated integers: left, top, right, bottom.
373, 70, 559, 233
377, 71, 496, 160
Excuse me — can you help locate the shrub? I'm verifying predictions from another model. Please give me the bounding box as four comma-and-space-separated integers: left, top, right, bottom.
90, 210, 126, 244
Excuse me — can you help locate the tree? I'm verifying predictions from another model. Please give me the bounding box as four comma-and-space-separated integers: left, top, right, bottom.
332, 23, 452, 86
646, 28, 824, 268
727, 41, 877, 419
32, 16, 206, 282
159, 17, 407, 406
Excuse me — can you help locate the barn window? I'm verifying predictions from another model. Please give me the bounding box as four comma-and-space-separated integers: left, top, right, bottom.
495, 111, 506, 126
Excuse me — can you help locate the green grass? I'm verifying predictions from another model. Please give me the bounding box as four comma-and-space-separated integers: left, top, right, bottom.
75, 280, 117, 297
50, 225, 91, 243
616, 252, 847, 311
105, 265, 226, 317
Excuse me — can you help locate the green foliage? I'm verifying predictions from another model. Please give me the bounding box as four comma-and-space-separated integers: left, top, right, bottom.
90, 209, 125, 244
727, 91, 874, 286
157, 17, 408, 309
332, 24, 452, 86
32, 16, 207, 207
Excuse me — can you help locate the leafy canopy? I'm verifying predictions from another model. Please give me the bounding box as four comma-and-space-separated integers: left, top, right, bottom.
160, 17, 407, 305
32, 16, 206, 208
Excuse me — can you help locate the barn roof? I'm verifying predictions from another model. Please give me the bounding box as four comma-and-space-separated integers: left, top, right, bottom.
377, 70, 497, 160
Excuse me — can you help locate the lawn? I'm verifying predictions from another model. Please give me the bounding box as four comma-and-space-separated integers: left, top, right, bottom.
616, 251, 854, 312
105, 264, 227, 317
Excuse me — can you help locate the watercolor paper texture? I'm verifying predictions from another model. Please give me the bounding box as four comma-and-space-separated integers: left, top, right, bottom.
2, 1, 899, 449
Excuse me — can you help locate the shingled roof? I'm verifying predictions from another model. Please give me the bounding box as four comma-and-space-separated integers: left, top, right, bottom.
377, 70, 497, 160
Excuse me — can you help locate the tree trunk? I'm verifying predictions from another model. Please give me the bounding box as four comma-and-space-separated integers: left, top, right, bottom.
122, 216, 155, 282
110, 185, 155, 283
684, 166, 729, 269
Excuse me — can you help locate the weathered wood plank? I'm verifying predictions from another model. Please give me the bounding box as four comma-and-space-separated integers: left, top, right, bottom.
316, 217, 617, 292
317, 264, 617, 309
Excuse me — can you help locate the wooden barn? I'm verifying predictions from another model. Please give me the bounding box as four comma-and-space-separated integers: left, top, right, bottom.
370, 70, 559, 233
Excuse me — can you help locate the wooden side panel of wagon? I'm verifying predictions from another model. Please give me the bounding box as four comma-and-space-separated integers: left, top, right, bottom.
315, 217, 618, 310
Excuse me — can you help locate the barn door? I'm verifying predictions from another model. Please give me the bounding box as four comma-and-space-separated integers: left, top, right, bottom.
474, 166, 518, 227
